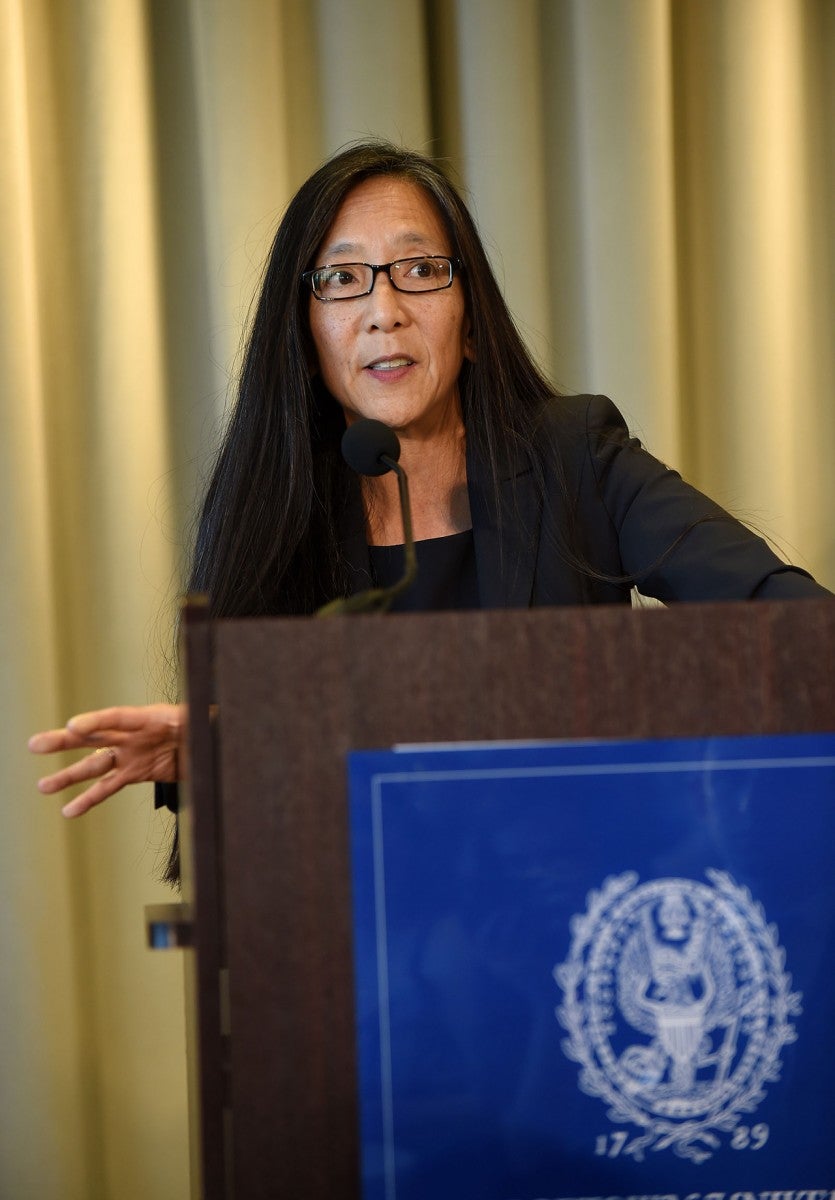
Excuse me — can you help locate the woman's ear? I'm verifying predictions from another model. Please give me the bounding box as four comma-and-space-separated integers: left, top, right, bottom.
464, 319, 476, 363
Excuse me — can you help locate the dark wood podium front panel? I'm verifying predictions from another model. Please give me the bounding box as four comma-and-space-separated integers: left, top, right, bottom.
182, 600, 835, 1199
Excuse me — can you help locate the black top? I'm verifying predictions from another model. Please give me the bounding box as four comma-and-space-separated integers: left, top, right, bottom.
369, 528, 480, 612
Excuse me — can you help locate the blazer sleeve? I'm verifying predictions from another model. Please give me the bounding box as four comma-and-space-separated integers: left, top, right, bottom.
575, 395, 831, 603
154, 781, 179, 813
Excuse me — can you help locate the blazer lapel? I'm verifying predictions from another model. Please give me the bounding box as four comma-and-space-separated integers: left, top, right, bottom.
468, 438, 541, 609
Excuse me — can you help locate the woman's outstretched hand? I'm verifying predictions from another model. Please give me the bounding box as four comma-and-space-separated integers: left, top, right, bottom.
28, 704, 186, 818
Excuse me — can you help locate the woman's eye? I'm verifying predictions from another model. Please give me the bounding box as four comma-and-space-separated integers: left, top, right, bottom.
321, 267, 357, 288
407, 258, 437, 279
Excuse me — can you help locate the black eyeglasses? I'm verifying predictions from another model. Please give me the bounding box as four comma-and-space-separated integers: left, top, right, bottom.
302, 256, 461, 301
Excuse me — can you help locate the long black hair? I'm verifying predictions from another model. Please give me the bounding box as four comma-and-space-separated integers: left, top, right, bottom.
187, 140, 557, 616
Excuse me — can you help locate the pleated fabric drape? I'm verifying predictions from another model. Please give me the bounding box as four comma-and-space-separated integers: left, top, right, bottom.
2, 1, 832, 1196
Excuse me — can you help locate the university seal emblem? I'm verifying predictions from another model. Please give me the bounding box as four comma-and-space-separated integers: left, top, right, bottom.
554, 870, 801, 1163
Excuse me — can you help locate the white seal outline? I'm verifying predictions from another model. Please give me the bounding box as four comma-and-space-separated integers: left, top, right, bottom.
554, 869, 802, 1164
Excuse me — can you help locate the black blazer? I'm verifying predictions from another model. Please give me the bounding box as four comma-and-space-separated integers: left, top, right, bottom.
156, 396, 829, 814
343, 395, 829, 607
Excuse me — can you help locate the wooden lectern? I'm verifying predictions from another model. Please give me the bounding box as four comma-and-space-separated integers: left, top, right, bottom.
171, 599, 835, 1199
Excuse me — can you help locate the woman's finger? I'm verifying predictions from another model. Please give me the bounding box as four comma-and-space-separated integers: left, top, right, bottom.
66, 706, 164, 737
61, 775, 126, 818
28, 727, 96, 754
37, 747, 119, 795
30, 709, 150, 753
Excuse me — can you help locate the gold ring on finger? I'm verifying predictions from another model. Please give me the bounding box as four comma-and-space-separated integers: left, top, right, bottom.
94, 746, 117, 771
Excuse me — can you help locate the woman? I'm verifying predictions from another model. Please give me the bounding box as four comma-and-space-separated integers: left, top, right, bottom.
29, 140, 831, 824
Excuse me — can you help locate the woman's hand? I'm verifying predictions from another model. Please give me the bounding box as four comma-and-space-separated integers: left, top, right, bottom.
28, 703, 186, 818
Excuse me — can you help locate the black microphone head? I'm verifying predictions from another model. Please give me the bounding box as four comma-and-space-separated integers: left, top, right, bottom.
341, 418, 401, 477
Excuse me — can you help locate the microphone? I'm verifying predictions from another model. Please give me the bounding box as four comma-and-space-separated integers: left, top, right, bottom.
317, 418, 418, 616
341, 417, 401, 477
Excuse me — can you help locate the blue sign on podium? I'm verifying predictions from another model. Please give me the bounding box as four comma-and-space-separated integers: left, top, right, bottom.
347, 733, 835, 1200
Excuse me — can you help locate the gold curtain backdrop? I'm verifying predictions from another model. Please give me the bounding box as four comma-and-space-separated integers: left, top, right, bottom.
2, 1, 833, 1196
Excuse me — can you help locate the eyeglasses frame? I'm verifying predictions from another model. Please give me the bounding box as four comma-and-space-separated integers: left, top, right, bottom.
301, 255, 462, 302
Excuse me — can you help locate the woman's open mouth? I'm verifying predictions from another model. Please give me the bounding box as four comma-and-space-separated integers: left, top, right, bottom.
365, 356, 416, 379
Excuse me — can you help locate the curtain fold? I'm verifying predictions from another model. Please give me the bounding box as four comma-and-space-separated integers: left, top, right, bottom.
1, 5, 91, 1192
673, 0, 835, 567
3, 1, 832, 1195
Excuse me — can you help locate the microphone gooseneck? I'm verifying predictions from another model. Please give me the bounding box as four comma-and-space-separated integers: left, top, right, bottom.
316, 418, 418, 616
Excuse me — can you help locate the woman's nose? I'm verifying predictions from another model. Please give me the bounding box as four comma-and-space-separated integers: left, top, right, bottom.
364, 270, 408, 329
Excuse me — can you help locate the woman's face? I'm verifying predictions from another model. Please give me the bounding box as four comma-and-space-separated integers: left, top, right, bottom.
308, 176, 474, 441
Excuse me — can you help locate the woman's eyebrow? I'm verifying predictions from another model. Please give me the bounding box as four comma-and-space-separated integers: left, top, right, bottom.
318, 232, 439, 261
320, 240, 361, 259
